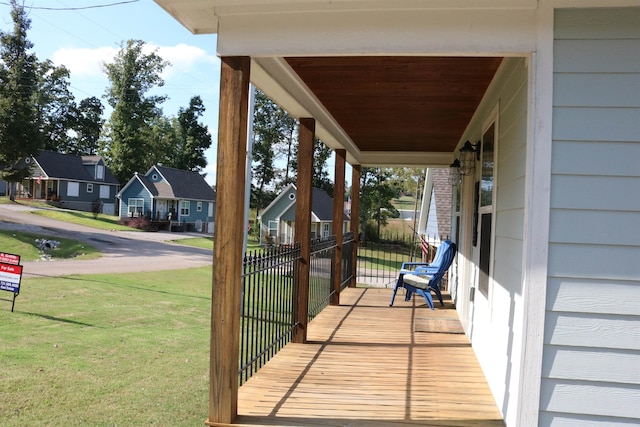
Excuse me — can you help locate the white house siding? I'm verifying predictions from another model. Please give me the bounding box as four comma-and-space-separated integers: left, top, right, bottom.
455, 57, 530, 426
541, 8, 640, 426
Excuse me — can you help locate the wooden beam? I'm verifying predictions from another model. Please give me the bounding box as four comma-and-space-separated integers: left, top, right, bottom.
350, 165, 361, 287
206, 56, 250, 427
331, 149, 346, 305
293, 118, 315, 344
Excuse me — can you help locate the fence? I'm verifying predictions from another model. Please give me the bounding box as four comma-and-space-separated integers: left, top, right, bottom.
238, 231, 449, 383
356, 232, 446, 288
239, 233, 353, 384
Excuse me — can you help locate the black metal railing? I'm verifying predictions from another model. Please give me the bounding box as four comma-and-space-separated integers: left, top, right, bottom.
239, 243, 300, 384
356, 232, 446, 288
307, 235, 337, 321
239, 233, 355, 384
341, 232, 355, 290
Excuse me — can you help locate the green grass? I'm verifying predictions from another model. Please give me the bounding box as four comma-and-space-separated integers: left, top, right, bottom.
0, 230, 101, 261
29, 209, 139, 232
169, 236, 213, 249
0, 267, 212, 426
392, 196, 417, 210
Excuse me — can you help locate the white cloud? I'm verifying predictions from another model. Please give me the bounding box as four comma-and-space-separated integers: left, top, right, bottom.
51, 46, 118, 77
50, 43, 219, 80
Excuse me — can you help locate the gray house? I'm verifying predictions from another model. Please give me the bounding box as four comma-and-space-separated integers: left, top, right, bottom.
18, 150, 119, 214
258, 184, 349, 245
117, 165, 216, 233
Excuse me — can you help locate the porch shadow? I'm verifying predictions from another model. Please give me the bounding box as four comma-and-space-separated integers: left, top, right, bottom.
232, 287, 504, 427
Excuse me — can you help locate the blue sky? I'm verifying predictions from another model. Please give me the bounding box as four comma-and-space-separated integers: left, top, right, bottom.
0, 0, 221, 184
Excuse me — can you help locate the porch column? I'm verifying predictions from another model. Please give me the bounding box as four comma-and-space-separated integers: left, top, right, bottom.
206, 56, 250, 426
293, 118, 315, 344
350, 165, 361, 287
331, 149, 346, 305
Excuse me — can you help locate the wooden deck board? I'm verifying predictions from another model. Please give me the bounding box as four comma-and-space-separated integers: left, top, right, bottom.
226, 287, 504, 427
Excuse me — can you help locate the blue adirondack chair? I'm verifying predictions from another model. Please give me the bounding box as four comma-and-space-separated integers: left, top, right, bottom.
389, 240, 457, 309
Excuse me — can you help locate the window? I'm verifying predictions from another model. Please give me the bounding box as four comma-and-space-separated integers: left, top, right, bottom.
197, 201, 203, 212
96, 165, 104, 180
268, 221, 278, 237
86, 183, 93, 193
180, 201, 190, 216
128, 198, 144, 217
99, 185, 110, 199
477, 120, 496, 298
67, 182, 79, 197
322, 223, 330, 237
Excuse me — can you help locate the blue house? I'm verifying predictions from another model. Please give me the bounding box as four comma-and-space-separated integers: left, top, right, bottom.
258, 183, 349, 245
17, 150, 120, 214
117, 165, 216, 233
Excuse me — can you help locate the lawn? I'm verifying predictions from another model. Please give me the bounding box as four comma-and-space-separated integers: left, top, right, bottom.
0, 267, 212, 426
29, 209, 139, 232
0, 230, 100, 261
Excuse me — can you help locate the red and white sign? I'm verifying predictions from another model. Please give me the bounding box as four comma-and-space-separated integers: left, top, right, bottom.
0, 262, 23, 293
0, 253, 20, 265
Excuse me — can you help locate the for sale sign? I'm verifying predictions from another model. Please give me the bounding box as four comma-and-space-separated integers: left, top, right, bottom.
0, 262, 22, 294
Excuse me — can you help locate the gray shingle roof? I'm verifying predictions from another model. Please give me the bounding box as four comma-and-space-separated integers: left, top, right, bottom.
34, 150, 119, 184
154, 165, 216, 201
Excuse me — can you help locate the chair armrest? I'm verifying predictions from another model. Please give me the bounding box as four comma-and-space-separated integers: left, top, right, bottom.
400, 261, 432, 270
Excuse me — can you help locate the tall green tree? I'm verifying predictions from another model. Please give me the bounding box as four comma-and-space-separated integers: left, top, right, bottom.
69, 96, 105, 155
360, 167, 399, 240
0, 0, 42, 192
251, 89, 287, 214
171, 96, 211, 171
102, 39, 169, 183
35, 60, 75, 153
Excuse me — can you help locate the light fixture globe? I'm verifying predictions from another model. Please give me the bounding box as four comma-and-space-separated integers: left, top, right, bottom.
449, 159, 462, 186
459, 141, 477, 176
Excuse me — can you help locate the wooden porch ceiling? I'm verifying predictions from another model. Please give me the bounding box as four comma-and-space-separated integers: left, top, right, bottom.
285, 56, 504, 156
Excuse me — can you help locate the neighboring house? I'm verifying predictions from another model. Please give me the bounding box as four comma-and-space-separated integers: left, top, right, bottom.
17, 150, 119, 214
258, 184, 349, 245
157, 2, 640, 426
117, 165, 216, 233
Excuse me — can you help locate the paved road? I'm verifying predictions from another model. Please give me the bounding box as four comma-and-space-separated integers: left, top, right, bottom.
0, 203, 213, 278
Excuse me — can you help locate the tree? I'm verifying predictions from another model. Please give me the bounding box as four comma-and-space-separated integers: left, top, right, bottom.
70, 97, 105, 155
35, 60, 75, 153
170, 96, 211, 171
102, 39, 169, 183
359, 167, 399, 241
251, 89, 288, 214
0, 0, 42, 195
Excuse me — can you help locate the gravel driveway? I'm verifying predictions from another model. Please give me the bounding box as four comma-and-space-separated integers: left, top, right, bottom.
0, 203, 213, 278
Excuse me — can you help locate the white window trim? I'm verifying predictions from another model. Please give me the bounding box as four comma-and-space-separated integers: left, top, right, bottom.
180, 200, 190, 217
67, 181, 79, 197
197, 201, 203, 212
99, 185, 110, 199
86, 183, 93, 193
96, 164, 104, 180
128, 198, 144, 217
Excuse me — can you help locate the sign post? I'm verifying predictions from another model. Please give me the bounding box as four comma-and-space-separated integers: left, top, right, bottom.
0, 253, 22, 312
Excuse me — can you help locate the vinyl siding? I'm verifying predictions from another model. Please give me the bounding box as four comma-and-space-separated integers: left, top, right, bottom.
541, 7, 640, 426
461, 57, 529, 426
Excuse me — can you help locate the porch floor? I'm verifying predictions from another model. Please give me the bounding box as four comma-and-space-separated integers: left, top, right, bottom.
226, 287, 504, 427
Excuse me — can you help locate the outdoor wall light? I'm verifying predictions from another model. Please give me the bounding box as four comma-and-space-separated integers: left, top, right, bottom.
458, 140, 481, 176
449, 159, 462, 186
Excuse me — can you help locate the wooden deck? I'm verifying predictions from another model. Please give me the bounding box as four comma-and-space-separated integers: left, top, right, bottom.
223, 287, 504, 427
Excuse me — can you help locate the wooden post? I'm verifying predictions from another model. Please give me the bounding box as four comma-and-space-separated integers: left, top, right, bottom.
206, 56, 250, 426
350, 165, 361, 287
292, 118, 315, 344
331, 149, 346, 305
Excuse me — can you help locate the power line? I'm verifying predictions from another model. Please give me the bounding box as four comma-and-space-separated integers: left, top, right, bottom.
0, 0, 139, 11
